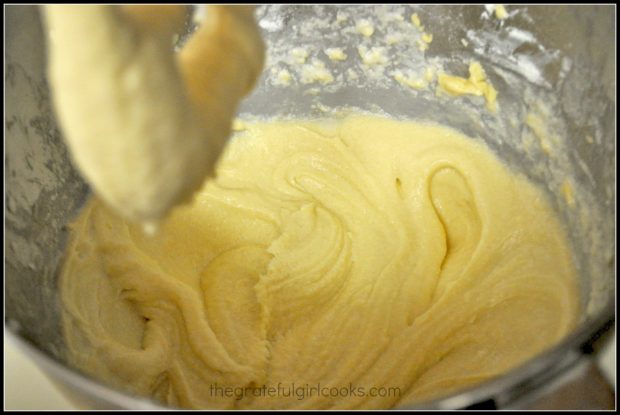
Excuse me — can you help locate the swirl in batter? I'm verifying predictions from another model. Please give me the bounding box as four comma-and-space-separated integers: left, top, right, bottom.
61, 115, 579, 409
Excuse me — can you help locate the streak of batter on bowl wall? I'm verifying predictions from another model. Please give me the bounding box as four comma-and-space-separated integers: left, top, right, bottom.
45, 5, 580, 410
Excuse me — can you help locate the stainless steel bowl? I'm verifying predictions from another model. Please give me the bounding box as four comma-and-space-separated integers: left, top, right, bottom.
5, 5, 615, 409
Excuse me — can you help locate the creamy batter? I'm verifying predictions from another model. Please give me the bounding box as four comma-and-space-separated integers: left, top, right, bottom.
438, 62, 498, 113
61, 115, 579, 409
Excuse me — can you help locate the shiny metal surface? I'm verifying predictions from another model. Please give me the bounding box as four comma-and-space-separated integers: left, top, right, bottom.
5, 5, 615, 409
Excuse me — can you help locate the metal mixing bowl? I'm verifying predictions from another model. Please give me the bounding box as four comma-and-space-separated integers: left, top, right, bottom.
5, 5, 615, 409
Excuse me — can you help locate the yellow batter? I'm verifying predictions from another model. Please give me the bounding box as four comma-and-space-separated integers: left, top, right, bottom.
438, 62, 498, 113
61, 115, 579, 409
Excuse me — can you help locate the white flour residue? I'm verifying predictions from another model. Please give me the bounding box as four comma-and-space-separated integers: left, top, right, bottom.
465, 24, 560, 88
256, 5, 433, 92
